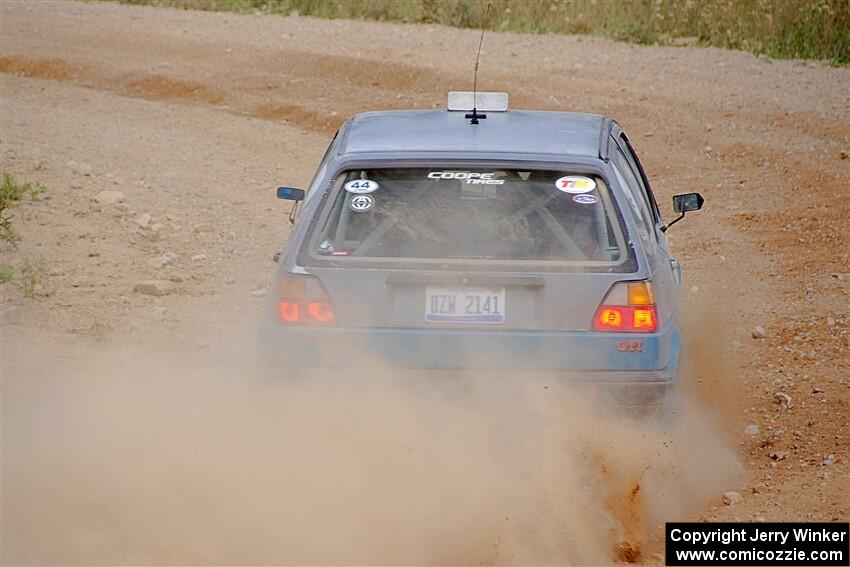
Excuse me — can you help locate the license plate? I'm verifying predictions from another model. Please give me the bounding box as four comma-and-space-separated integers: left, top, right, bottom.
425, 287, 506, 324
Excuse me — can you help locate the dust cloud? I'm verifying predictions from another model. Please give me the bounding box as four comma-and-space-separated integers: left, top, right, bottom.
2, 332, 740, 565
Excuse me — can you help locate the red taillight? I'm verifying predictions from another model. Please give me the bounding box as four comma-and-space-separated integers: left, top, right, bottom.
277, 274, 335, 325
633, 308, 656, 330
597, 307, 625, 329
278, 301, 301, 322
593, 282, 658, 333
306, 301, 335, 323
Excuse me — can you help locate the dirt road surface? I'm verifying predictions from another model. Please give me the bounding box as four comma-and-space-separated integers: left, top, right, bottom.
1, 1, 847, 564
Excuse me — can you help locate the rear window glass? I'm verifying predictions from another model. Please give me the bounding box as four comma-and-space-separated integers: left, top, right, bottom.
305, 168, 629, 268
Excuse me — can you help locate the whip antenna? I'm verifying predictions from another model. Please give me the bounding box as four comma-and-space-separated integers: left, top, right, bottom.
466, 2, 491, 125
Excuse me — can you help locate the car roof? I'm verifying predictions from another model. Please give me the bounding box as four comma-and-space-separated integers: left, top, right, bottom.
338, 110, 610, 159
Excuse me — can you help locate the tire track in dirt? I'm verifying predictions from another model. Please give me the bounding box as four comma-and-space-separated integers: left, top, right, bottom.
0, 54, 336, 131
0, 47, 465, 134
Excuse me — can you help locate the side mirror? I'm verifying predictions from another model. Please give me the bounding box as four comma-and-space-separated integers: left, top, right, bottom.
661, 192, 704, 232
277, 187, 305, 225
672, 192, 704, 213
277, 187, 305, 201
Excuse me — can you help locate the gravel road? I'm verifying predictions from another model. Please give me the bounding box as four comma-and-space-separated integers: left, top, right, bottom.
1, 1, 847, 564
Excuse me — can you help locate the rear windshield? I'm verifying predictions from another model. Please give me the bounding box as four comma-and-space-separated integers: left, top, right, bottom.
305, 168, 630, 268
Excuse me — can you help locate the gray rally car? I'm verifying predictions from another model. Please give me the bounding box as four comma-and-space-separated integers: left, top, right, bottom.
259, 92, 703, 411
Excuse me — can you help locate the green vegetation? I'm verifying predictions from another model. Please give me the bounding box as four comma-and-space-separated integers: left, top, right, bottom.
0, 173, 46, 246
117, 0, 849, 64
0, 265, 13, 285
17, 259, 45, 299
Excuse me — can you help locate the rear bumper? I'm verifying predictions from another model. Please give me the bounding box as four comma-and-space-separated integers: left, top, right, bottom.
257, 320, 681, 384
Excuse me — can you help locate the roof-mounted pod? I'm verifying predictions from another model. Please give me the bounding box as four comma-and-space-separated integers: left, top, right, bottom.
447, 91, 509, 112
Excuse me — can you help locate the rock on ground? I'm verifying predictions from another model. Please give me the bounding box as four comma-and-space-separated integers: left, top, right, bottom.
133, 279, 176, 296
148, 252, 180, 268
773, 391, 792, 407
722, 491, 743, 505
135, 213, 152, 228
94, 190, 125, 205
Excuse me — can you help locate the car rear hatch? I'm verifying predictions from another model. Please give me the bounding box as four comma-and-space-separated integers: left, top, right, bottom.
291, 166, 637, 330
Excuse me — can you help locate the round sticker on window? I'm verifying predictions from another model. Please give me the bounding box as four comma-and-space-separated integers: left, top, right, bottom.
572, 194, 599, 205
349, 194, 374, 212
345, 179, 379, 194
555, 175, 596, 194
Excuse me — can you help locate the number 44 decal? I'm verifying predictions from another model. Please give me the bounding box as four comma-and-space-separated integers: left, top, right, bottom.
344, 179, 379, 194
